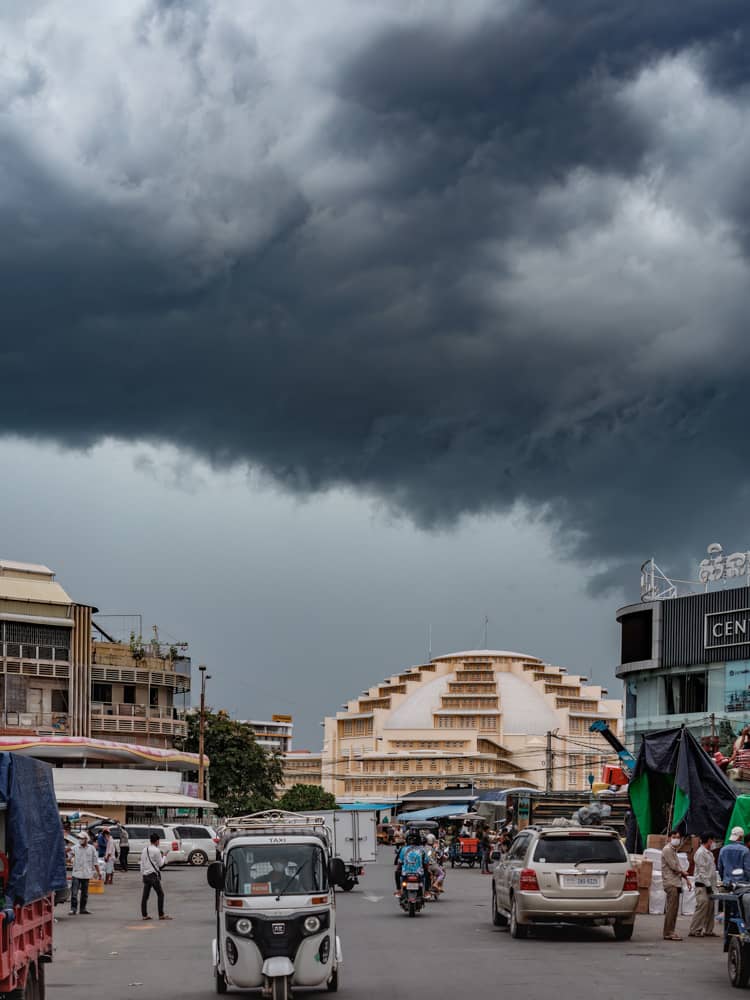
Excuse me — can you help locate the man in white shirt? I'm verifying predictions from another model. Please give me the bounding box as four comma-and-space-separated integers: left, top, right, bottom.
70, 832, 101, 915
140, 832, 171, 920
689, 832, 719, 938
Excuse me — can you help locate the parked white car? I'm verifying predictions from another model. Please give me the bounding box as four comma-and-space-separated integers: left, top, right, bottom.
172, 824, 219, 866
119, 824, 183, 865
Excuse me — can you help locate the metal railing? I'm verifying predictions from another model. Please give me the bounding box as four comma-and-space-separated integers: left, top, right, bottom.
0, 711, 69, 732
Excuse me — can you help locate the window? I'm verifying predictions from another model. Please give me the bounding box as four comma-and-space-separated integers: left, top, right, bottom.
92, 683, 112, 704
663, 672, 707, 715
533, 835, 626, 864
123, 685, 136, 705
507, 835, 531, 861
149, 687, 159, 708
621, 609, 653, 664
51, 689, 69, 713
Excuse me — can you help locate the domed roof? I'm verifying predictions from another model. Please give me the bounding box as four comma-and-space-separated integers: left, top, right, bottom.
382, 666, 560, 735
496, 673, 559, 735
433, 650, 541, 661
384, 674, 452, 730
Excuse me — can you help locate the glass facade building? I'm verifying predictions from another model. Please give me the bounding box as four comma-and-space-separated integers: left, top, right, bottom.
617, 584, 750, 748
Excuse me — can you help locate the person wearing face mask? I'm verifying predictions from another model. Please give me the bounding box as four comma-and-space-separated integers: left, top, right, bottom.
662, 830, 692, 941
688, 832, 719, 938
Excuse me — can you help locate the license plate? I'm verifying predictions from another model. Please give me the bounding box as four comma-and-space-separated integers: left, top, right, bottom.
561, 875, 603, 888
272, 923, 285, 935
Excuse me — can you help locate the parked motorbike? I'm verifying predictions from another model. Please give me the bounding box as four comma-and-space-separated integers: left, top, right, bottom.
399, 872, 426, 917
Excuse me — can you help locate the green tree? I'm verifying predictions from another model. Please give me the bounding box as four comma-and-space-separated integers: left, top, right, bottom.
181, 710, 283, 816
277, 784, 338, 812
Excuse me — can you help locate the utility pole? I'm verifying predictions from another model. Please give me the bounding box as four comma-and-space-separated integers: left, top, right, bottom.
198, 664, 211, 802
545, 731, 554, 793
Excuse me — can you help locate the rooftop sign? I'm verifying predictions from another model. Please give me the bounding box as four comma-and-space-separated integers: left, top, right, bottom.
699, 544, 750, 585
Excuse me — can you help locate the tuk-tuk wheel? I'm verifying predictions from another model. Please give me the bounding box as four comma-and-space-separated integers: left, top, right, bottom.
327, 968, 339, 992
729, 937, 750, 988
215, 970, 228, 994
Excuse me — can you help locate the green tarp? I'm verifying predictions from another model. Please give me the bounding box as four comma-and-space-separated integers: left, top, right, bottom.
724, 796, 750, 843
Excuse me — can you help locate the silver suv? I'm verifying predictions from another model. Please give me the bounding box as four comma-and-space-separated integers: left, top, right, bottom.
491, 826, 639, 940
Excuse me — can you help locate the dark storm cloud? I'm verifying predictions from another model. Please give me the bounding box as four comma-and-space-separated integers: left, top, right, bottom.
2, 0, 750, 579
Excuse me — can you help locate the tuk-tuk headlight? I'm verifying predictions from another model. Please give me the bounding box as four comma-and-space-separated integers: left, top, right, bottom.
304, 915, 321, 934
236, 918, 252, 936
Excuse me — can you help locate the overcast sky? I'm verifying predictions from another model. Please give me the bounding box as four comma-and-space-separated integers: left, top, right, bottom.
2, 1, 750, 747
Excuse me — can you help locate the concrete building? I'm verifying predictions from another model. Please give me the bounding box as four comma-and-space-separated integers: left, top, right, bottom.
0, 734, 214, 823
322, 650, 622, 803
0, 559, 191, 748
617, 549, 750, 748
281, 750, 323, 791
239, 715, 293, 754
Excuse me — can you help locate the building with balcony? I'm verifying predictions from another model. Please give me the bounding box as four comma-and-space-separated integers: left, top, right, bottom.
322, 650, 622, 803
0, 559, 191, 749
239, 715, 293, 754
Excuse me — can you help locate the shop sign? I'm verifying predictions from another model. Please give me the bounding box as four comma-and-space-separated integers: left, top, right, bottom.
705, 608, 750, 650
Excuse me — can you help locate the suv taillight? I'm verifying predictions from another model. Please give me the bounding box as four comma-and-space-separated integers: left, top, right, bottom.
623, 869, 638, 892
519, 869, 540, 891
171, 841, 179, 852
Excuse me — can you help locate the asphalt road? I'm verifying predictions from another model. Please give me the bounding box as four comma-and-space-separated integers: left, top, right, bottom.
49, 851, 738, 999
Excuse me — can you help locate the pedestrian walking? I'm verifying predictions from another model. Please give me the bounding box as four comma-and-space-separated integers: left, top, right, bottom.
689, 832, 719, 938
118, 826, 130, 871
70, 831, 101, 916
103, 828, 116, 884
662, 829, 691, 941
140, 832, 172, 921
480, 831, 492, 874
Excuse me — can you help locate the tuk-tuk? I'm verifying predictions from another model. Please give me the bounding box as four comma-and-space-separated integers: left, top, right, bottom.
717, 875, 750, 988
449, 836, 480, 868
207, 810, 344, 999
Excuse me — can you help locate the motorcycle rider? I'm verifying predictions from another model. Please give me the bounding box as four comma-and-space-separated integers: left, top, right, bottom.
395, 829, 430, 897
424, 833, 445, 895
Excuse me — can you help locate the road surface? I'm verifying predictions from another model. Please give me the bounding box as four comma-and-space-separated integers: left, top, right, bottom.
49, 850, 735, 998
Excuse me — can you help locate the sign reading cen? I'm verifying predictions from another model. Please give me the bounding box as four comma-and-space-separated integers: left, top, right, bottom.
705, 608, 750, 650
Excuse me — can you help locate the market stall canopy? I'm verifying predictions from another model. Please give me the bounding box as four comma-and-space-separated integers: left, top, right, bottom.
629, 726, 736, 846
396, 804, 469, 822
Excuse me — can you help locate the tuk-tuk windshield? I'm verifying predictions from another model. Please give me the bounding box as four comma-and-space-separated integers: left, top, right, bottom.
224, 844, 328, 896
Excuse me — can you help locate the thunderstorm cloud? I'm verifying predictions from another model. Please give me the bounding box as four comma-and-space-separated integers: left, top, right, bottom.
3, 0, 750, 580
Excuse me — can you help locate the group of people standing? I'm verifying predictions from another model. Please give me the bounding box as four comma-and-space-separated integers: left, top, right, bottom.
66, 824, 171, 921
661, 824, 750, 941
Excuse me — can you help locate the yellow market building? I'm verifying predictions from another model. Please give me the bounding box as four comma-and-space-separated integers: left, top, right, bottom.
322, 650, 622, 803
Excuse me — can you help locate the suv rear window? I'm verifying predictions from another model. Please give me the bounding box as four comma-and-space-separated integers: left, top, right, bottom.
533, 835, 627, 864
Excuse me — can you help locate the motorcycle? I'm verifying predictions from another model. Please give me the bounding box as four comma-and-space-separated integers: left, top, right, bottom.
399, 872, 426, 917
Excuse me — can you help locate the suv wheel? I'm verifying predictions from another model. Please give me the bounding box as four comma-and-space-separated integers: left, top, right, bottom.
613, 920, 634, 941
509, 896, 528, 939
189, 850, 208, 866
492, 886, 508, 928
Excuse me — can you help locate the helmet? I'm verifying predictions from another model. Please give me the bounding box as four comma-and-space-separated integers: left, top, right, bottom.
407, 829, 421, 845
425, 834, 436, 845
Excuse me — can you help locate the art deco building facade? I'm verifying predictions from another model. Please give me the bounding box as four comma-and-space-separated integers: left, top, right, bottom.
322, 650, 622, 801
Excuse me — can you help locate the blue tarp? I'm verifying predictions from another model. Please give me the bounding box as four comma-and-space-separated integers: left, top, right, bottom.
0, 753, 67, 904
396, 804, 469, 822
338, 802, 397, 811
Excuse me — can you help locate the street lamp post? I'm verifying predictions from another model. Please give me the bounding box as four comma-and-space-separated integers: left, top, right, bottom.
198, 665, 211, 802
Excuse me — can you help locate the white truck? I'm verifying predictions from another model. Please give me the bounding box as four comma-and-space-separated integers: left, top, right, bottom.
315, 810, 377, 891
